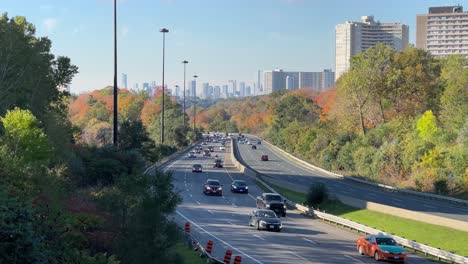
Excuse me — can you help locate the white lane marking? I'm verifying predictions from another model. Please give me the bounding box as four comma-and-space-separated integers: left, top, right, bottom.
368, 193, 377, 197
344, 255, 365, 263
393, 198, 403, 202
196, 201, 201, 205
423, 204, 436, 209
394, 203, 404, 207
232, 203, 238, 208
226, 220, 235, 225
288, 251, 309, 262
253, 234, 265, 240
207, 210, 215, 214
302, 238, 318, 245
176, 211, 264, 264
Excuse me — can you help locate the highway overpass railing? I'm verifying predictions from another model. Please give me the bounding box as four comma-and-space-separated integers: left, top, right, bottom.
249, 134, 468, 207
230, 139, 468, 264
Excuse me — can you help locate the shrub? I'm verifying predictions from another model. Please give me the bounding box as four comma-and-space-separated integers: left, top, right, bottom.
305, 182, 328, 208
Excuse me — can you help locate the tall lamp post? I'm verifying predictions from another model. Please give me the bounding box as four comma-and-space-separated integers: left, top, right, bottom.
113, 0, 118, 146
193, 75, 198, 135
159, 28, 169, 144
182, 60, 189, 127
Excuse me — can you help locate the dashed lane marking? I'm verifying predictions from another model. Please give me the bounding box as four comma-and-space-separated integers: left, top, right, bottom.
302, 238, 318, 245
288, 251, 309, 262
253, 235, 265, 240
344, 255, 365, 263
207, 210, 215, 214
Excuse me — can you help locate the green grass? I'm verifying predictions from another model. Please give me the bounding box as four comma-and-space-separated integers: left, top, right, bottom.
173, 242, 206, 264
267, 182, 468, 256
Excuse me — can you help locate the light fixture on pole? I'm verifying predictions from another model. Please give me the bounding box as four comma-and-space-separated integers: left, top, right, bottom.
193, 75, 198, 134
159, 28, 169, 144
182, 60, 189, 127
113, 0, 118, 146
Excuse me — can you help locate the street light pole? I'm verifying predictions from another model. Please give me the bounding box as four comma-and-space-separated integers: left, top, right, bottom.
113, 0, 118, 146
193, 75, 198, 135
182, 60, 188, 127
159, 28, 169, 144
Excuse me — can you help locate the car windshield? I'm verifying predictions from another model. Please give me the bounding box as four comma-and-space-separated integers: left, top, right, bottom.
265, 195, 281, 201
193, 164, 201, 168
376, 237, 397, 246
258, 211, 277, 218
234, 181, 246, 186
207, 181, 220, 186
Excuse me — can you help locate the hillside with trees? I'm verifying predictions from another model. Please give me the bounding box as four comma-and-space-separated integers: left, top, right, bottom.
0, 13, 193, 263
197, 44, 468, 197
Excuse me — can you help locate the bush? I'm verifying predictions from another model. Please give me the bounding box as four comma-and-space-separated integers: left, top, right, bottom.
305, 182, 328, 208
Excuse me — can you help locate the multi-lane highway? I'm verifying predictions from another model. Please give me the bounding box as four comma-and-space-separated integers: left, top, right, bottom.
235, 135, 468, 223
167, 140, 438, 263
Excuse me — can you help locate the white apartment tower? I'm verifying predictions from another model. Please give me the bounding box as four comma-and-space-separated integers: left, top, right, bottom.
335, 16, 409, 81
416, 6, 468, 58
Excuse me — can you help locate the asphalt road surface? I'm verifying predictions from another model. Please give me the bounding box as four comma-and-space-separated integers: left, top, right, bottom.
235, 135, 468, 223
166, 141, 438, 264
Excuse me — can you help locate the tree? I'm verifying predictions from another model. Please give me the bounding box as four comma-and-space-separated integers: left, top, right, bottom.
417, 110, 440, 142
0, 108, 52, 164
439, 55, 468, 132
305, 182, 328, 208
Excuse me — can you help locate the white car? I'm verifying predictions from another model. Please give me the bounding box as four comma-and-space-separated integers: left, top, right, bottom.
247, 141, 252, 145
188, 151, 196, 158
220, 146, 226, 151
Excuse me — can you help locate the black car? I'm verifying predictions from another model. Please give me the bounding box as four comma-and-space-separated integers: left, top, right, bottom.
257, 141, 262, 145
192, 164, 203, 173
208, 146, 214, 152
251, 145, 257, 150
230, 180, 248, 193
256, 193, 286, 217
203, 179, 223, 196
249, 209, 282, 232
213, 159, 223, 168
203, 149, 211, 157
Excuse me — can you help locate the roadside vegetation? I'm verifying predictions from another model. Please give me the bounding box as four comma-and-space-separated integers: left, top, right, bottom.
0, 13, 198, 263
268, 182, 468, 256
197, 44, 468, 197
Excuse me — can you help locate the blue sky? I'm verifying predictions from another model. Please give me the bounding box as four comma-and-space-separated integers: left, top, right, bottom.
2, 0, 466, 93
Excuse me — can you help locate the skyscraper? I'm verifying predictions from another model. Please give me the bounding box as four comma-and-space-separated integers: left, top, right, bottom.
222, 85, 229, 98
321, 69, 335, 90
121, 73, 127, 89
190, 80, 197, 98
335, 16, 409, 80
257, 70, 262, 94
214, 86, 221, 99
175, 85, 180, 98
202, 82, 210, 99
246, 86, 251, 97
416, 6, 468, 58
239, 82, 246, 97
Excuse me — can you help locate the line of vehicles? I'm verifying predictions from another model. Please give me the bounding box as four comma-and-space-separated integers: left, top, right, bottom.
191, 132, 408, 263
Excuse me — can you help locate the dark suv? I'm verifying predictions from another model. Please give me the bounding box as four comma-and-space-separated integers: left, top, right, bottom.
256, 193, 286, 217
203, 179, 223, 196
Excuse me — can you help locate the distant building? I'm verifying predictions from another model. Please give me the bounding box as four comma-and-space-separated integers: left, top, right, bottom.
257, 70, 262, 94
228, 80, 237, 97
416, 6, 468, 58
222, 85, 229, 98
121, 73, 127, 89
202, 82, 210, 98
246, 86, 251, 96
214, 86, 221, 99
239, 82, 246, 97
335, 16, 409, 80
190, 80, 197, 98
264, 69, 335, 94
175, 85, 180, 98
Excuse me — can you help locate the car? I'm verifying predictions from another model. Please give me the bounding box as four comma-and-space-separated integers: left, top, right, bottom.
192, 164, 203, 173
251, 145, 257, 150
249, 209, 282, 232
231, 180, 248, 193
239, 140, 244, 144
219, 146, 226, 151
188, 151, 196, 158
257, 141, 262, 145
202, 142, 208, 145
208, 146, 214, 152
261, 155, 269, 161
256, 193, 286, 217
213, 159, 223, 168
203, 179, 223, 196
203, 149, 211, 157
356, 234, 407, 263
246, 141, 252, 145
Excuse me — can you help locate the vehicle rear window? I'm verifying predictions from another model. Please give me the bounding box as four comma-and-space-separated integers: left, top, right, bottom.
265, 195, 281, 201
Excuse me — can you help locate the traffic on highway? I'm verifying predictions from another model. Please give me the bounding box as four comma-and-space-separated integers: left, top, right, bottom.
168, 133, 436, 264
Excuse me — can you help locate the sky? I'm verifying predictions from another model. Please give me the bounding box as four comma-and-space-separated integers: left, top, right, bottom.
2, 0, 466, 94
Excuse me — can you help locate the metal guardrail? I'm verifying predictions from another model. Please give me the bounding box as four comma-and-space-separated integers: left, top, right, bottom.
250, 134, 468, 207
231, 138, 468, 264
182, 233, 224, 264
144, 141, 201, 174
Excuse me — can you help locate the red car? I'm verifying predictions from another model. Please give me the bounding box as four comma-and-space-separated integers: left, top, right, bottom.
356, 234, 407, 263
261, 155, 269, 161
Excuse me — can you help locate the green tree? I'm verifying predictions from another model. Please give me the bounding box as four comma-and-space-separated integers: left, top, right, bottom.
417, 110, 440, 142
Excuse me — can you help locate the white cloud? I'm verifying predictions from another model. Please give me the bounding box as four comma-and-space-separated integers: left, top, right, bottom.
43, 18, 58, 33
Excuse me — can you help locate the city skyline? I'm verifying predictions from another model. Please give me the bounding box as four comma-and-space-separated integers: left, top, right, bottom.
2, 0, 465, 94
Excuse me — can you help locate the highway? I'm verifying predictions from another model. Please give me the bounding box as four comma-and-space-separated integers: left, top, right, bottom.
166, 140, 438, 264
235, 135, 468, 223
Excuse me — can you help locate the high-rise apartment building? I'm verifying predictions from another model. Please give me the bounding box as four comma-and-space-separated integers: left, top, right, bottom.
335, 16, 409, 80
121, 73, 127, 89
239, 82, 246, 97
416, 6, 468, 58
228, 80, 237, 97
257, 70, 262, 94
264, 69, 335, 94
214, 86, 221, 99
222, 85, 229, 98
190, 80, 197, 98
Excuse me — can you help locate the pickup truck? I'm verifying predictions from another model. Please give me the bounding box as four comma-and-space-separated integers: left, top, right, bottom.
256, 193, 286, 217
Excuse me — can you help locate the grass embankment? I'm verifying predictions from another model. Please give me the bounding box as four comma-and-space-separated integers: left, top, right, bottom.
173, 243, 206, 264
268, 182, 468, 256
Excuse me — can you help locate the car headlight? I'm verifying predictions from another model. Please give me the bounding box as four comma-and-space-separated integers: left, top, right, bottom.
259, 220, 266, 226
205, 186, 210, 190
245, 186, 248, 189
383, 251, 389, 254
233, 186, 237, 189
265, 205, 270, 208
283, 205, 287, 209
218, 187, 222, 191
